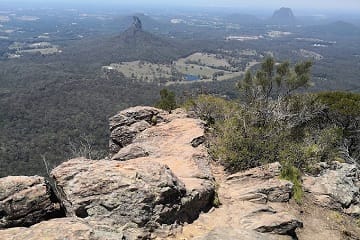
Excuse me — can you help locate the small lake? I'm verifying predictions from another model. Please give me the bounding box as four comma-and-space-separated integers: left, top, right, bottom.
184, 74, 200, 81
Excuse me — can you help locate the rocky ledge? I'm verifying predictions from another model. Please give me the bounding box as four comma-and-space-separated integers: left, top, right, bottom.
0, 176, 63, 229
0, 106, 360, 240
0, 107, 215, 239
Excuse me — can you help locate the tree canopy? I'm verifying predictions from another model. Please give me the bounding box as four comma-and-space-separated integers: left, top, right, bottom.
237, 57, 313, 103
155, 88, 177, 112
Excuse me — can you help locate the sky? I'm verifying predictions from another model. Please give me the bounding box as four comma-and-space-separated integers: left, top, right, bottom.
140, 0, 360, 10
2, 0, 360, 12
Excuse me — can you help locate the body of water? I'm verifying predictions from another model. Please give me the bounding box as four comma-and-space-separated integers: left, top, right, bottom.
185, 74, 200, 81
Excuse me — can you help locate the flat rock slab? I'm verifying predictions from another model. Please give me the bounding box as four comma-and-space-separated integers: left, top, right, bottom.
193, 227, 289, 240
226, 163, 293, 203
114, 117, 213, 187
0, 176, 62, 229
175, 163, 301, 240
0, 218, 94, 240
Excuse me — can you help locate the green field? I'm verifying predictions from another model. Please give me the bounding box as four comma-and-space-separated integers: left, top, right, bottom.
103, 52, 260, 84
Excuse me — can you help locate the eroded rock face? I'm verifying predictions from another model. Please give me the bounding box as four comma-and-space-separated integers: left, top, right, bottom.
0, 176, 63, 229
110, 107, 215, 224
47, 107, 215, 237
303, 162, 360, 216
175, 163, 302, 240
51, 158, 187, 229
132, 16, 142, 30
109, 106, 167, 154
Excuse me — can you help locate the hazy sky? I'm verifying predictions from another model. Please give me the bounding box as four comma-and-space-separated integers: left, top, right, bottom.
144, 0, 360, 10
2, 0, 360, 12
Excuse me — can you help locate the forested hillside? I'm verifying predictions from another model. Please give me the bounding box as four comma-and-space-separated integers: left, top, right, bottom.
1, 8, 359, 177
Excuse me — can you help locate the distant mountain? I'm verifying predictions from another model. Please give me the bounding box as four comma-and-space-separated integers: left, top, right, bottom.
270, 7, 296, 25
112, 16, 186, 62
61, 16, 192, 64
304, 21, 360, 38
116, 13, 172, 33
119, 16, 144, 39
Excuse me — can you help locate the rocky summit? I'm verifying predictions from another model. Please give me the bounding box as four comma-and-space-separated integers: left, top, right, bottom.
0, 106, 360, 239
271, 7, 296, 25
122, 16, 144, 38
132, 16, 143, 31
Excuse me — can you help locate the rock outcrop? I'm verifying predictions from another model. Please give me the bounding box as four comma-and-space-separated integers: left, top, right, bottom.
132, 16, 142, 31
303, 161, 360, 216
47, 107, 214, 237
109, 106, 167, 154
51, 158, 187, 228
0, 176, 63, 229
1, 107, 360, 239
226, 162, 293, 203
110, 107, 215, 224
121, 15, 146, 39
175, 163, 303, 239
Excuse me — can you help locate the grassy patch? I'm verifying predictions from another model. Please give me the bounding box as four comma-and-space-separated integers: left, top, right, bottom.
280, 164, 304, 204
103, 52, 261, 84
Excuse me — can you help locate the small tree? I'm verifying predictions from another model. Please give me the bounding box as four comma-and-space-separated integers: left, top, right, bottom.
238, 57, 313, 103
155, 88, 177, 112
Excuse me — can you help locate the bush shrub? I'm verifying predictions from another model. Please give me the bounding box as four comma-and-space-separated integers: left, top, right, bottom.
155, 88, 177, 112
186, 59, 360, 204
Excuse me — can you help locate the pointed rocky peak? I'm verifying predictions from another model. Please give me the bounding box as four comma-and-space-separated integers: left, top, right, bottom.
121, 16, 144, 39
132, 16, 142, 31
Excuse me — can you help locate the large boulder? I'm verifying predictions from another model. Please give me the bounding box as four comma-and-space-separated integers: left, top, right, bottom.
303, 162, 360, 216
109, 106, 167, 154
51, 158, 187, 229
244, 207, 303, 235
0, 176, 63, 229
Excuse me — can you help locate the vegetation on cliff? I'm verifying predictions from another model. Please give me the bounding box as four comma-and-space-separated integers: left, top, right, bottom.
155, 88, 178, 112
186, 57, 360, 203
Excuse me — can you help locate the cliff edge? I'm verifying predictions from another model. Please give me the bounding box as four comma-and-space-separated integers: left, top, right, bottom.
0, 106, 359, 240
